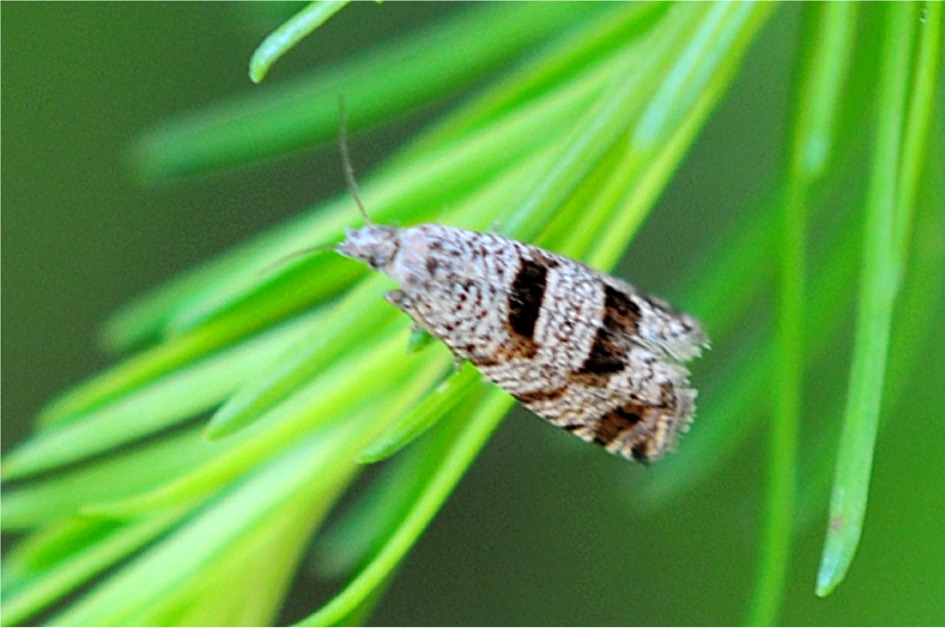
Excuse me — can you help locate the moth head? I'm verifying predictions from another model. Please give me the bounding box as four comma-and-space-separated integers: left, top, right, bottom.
336, 225, 400, 270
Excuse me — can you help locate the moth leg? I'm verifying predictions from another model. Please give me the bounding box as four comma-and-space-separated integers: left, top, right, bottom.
384, 289, 416, 315
386, 290, 449, 355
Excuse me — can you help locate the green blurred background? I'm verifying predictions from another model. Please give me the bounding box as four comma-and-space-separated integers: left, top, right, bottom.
3, 3, 943, 625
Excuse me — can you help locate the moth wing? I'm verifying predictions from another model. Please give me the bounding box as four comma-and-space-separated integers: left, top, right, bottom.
600, 276, 708, 362
518, 345, 697, 463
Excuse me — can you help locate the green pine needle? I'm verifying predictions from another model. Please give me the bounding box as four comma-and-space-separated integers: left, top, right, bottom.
748, 4, 856, 623
249, 1, 351, 84
817, 2, 939, 597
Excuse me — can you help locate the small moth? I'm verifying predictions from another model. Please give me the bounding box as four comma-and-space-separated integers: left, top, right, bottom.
334, 123, 707, 463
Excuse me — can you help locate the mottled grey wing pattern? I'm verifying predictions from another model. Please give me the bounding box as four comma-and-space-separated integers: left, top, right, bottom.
340, 223, 707, 463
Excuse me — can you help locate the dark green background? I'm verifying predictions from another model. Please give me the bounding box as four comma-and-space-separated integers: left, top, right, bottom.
3, 3, 943, 625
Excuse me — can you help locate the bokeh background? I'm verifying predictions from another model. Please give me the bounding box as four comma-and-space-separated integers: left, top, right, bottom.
4, 3, 944, 625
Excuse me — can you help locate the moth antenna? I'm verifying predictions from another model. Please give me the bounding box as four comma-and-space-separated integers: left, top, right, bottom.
258, 241, 336, 276
338, 95, 371, 225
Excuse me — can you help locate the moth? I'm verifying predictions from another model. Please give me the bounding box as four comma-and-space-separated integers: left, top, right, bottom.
334, 126, 707, 463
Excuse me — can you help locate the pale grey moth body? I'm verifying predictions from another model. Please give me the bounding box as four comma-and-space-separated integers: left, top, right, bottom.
337, 223, 708, 463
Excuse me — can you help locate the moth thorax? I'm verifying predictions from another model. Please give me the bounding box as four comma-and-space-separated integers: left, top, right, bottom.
387, 227, 449, 292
